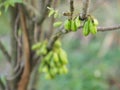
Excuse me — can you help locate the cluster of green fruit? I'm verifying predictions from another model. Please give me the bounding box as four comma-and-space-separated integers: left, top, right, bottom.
83, 16, 99, 36
32, 40, 48, 56
32, 40, 68, 79
64, 16, 81, 31
39, 40, 68, 79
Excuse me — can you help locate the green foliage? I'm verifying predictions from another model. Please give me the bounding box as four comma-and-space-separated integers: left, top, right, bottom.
0, 0, 22, 12
47, 7, 60, 18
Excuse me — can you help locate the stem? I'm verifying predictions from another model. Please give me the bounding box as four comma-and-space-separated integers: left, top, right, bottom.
0, 41, 11, 63
80, 0, 90, 20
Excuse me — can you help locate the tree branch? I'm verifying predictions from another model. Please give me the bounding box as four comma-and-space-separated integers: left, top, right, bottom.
18, 4, 31, 90
0, 40, 11, 63
23, 1, 40, 17
47, 25, 65, 50
47, 23, 120, 51
37, 0, 52, 25
80, 0, 90, 20
47, 0, 120, 51
70, 0, 74, 19
98, 24, 120, 32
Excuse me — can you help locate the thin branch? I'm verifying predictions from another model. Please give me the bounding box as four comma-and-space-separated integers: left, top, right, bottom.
98, 24, 120, 32
80, 0, 90, 20
23, 1, 40, 17
48, 0, 59, 38
37, 0, 52, 25
47, 25, 66, 50
47, 24, 120, 51
14, 13, 21, 47
70, 0, 74, 19
0, 40, 11, 63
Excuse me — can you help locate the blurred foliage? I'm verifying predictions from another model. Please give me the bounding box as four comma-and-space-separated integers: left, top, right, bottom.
0, 12, 10, 35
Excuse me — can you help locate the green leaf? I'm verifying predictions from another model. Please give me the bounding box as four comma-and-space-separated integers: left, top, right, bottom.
47, 7, 55, 17
4, 0, 23, 12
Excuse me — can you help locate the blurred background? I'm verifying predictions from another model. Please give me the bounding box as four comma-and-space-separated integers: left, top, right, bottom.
1, 0, 120, 90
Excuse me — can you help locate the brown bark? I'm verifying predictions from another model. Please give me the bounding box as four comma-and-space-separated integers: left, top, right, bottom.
18, 5, 31, 90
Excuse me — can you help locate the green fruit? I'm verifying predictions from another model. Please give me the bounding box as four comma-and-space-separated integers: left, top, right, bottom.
58, 68, 64, 74
38, 62, 45, 72
93, 18, 98, 26
41, 66, 49, 73
88, 19, 97, 34
56, 62, 62, 67
53, 52, 59, 63
64, 19, 71, 31
54, 40, 61, 48
36, 47, 47, 55
71, 20, 77, 32
36, 41, 48, 55
62, 65, 68, 74
91, 25, 97, 34
50, 60, 56, 68
83, 20, 90, 36
52, 68, 58, 75
53, 21, 62, 27
75, 16, 81, 28
32, 42, 41, 50
44, 51, 53, 62
45, 73, 52, 80
49, 68, 57, 77
58, 49, 68, 64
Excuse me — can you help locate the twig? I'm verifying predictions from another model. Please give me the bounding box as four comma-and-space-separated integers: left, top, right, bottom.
89, 0, 105, 13
70, 0, 74, 19
14, 14, 21, 47
47, 25, 65, 50
98, 24, 120, 32
47, 24, 120, 51
0, 40, 11, 63
80, 0, 90, 20
47, 0, 120, 51
37, 0, 52, 25
23, 1, 40, 17
49, 0, 59, 35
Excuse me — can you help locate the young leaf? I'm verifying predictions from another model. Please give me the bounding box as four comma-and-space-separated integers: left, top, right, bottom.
48, 10, 55, 17
47, 7, 55, 17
